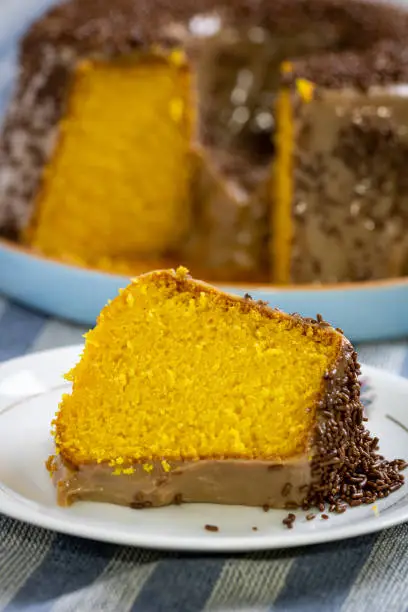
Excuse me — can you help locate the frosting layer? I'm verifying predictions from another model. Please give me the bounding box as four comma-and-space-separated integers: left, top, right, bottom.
50, 455, 311, 509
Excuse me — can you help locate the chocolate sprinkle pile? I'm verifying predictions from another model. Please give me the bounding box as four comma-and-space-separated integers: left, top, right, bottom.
304, 344, 406, 511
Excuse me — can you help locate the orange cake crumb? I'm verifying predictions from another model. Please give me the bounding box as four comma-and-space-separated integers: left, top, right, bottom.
53, 267, 343, 466
26, 53, 193, 268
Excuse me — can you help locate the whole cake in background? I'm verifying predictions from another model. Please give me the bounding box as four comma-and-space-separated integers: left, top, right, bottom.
1, 0, 408, 283
47, 267, 406, 510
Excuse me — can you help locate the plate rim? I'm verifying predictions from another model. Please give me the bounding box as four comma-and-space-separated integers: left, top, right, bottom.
2, 236, 408, 294
0, 345, 407, 552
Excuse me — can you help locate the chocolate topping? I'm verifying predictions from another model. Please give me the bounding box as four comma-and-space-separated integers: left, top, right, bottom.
306, 346, 406, 509
50, 455, 313, 509
24, 0, 408, 55
290, 87, 408, 282
291, 40, 408, 91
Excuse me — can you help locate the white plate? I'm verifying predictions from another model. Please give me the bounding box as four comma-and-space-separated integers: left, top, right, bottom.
0, 345, 407, 552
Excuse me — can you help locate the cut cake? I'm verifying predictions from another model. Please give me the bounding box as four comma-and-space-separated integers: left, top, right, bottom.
2, 0, 408, 282
48, 267, 406, 510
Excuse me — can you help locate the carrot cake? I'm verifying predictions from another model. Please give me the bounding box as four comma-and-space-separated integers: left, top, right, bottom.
1, 0, 408, 282
47, 267, 406, 509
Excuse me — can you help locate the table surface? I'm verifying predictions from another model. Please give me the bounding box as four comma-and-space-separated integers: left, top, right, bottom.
0, 296, 407, 612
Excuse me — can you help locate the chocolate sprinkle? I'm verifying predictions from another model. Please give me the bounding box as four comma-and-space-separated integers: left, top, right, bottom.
205, 524, 219, 532
130, 500, 153, 509
281, 482, 293, 497
282, 512, 297, 529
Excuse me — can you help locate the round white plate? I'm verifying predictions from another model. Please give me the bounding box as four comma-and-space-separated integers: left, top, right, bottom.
0, 345, 407, 552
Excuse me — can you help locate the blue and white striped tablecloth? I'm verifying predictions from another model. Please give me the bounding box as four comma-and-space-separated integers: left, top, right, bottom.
0, 295, 408, 612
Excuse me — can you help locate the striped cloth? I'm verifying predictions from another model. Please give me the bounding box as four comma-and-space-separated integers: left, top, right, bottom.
0, 297, 408, 612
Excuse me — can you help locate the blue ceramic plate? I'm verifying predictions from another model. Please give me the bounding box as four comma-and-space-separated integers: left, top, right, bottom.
1, 0, 408, 341
1, 238, 408, 342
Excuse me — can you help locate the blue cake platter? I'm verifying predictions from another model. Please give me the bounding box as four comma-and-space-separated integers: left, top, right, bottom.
0, 238, 407, 342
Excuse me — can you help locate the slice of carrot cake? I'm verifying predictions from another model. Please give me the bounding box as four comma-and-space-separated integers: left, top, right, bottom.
47, 267, 405, 510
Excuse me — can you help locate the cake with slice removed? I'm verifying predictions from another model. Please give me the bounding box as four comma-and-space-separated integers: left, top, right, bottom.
3, 0, 408, 283
47, 267, 406, 510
